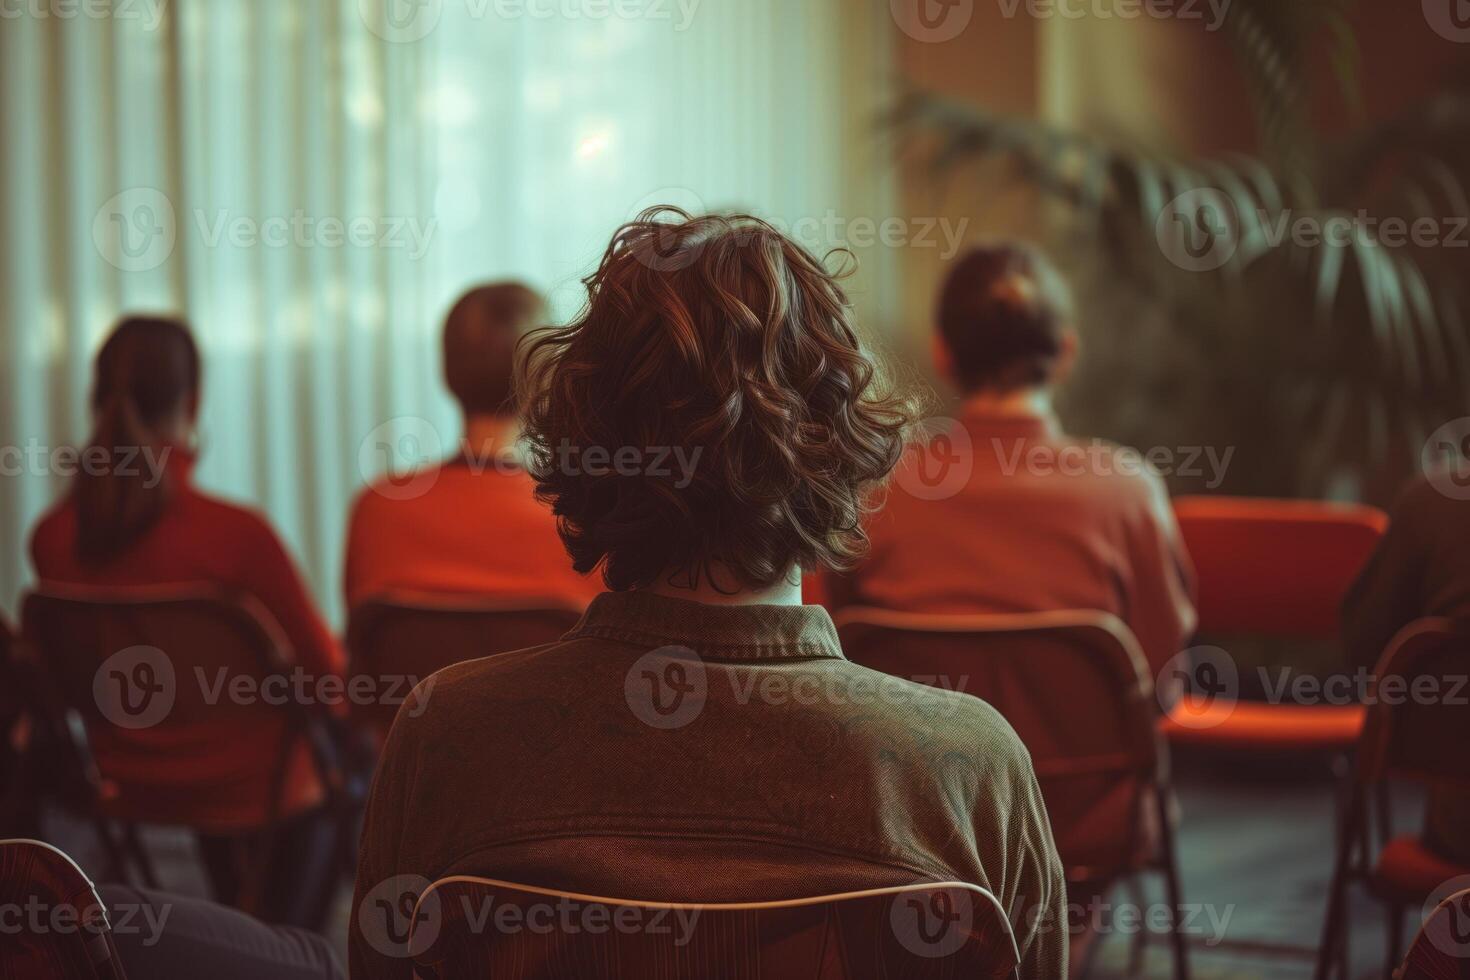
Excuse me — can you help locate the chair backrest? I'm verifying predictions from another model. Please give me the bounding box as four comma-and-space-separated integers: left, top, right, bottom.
1398, 888, 1470, 979
346, 593, 582, 736
835, 608, 1160, 882
20, 585, 322, 821
1173, 496, 1387, 639
0, 838, 127, 980
1356, 618, 1470, 790
406, 877, 1019, 979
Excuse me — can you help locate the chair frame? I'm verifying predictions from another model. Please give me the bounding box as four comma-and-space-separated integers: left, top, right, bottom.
19, 583, 352, 913
0, 837, 129, 980
833, 606, 1188, 980
411, 876, 1020, 979
1315, 618, 1470, 980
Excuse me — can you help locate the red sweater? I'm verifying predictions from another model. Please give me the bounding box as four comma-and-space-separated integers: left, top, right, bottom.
827, 407, 1197, 676
344, 462, 600, 612
29, 456, 342, 830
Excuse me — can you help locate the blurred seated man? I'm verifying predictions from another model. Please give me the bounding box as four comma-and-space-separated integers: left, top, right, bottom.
344, 282, 600, 611
1342, 469, 1470, 865
824, 243, 1196, 675
29, 317, 344, 930
350, 211, 1068, 979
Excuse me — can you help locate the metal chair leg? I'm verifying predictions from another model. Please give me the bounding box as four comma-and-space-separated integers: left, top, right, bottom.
1315, 798, 1362, 980
1155, 793, 1190, 980
1124, 876, 1147, 978
1384, 903, 1403, 979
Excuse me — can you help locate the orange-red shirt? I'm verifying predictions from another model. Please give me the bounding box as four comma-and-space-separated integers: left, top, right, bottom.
28, 455, 342, 829
826, 408, 1197, 676
343, 461, 600, 613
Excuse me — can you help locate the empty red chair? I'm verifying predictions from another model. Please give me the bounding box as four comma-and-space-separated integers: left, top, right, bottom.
1161, 496, 1387, 752
835, 607, 1188, 980
406, 877, 1020, 979
1315, 619, 1470, 979
0, 838, 128, 980
346, 592, 582, 738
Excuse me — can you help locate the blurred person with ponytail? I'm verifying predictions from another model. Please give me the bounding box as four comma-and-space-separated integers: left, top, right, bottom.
824, 244, 1196, 676
29, 316, 347, 933
822, 247, 1195, 975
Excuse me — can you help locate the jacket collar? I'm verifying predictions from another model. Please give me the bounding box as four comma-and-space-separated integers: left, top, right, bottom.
567, 590, 845, 662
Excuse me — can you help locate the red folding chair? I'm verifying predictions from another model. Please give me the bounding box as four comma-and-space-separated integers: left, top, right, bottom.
1396, 888, 1470, 980
1161, 496, 1387, 753
346, 592, 582, 739
0, 838, 128, 979
406, 877, 1020, 979
20, 585, 349, 912
1316, 619, 1470, 980
835, 607, 1188, 980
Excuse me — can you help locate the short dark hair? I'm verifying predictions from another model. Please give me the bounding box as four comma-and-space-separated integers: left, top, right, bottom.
519, 208, 914, 592
937, 243, 1072, 392
442, 283, 544, 416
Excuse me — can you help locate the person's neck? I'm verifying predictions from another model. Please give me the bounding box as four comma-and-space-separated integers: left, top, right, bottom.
642, 565, 803, 606
962, 386, 1054, 419
460, 414, 520, 464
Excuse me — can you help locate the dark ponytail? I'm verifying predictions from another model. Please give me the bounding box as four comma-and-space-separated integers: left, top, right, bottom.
74, 317, 200, 561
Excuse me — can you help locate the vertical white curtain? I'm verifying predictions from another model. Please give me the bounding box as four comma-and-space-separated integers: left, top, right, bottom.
1, 0, 895, 625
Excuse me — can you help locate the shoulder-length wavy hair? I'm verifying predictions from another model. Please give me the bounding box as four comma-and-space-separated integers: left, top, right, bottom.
518, 207, 916, 592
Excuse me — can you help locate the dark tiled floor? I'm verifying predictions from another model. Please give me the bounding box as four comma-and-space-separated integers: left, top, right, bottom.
42, 764, 1432, 978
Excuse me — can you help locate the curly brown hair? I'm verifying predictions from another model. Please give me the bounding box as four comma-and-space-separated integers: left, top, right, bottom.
518, 207, 915, 592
